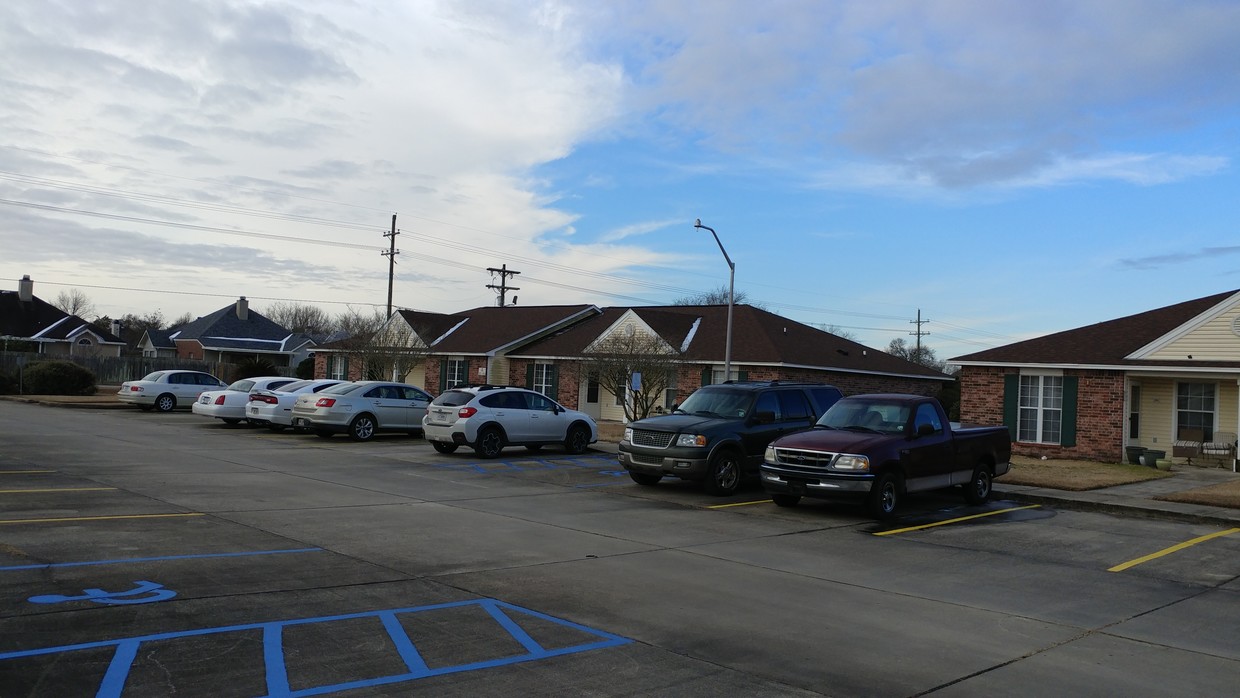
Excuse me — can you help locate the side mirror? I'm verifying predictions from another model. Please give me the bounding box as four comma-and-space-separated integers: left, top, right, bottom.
916, 423, 936, 438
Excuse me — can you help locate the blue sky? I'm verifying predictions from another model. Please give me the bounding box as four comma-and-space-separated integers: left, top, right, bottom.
2, 0, 1238, 361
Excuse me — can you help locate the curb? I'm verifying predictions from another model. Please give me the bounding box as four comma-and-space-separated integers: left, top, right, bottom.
995, 488, 1240, 528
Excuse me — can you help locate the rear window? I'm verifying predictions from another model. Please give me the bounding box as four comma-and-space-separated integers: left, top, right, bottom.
277, 380, 313, 392
140, 371, 165, 381
432, 390, 476, 407
320, 382, 364, 395
228, 380, 256, 392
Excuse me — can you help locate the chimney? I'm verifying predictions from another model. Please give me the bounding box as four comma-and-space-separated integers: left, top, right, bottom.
18, 275, 33, 302
111, 319, 122, 338
235, 296, 249, 320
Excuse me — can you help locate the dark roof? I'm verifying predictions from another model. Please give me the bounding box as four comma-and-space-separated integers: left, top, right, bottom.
951, 289, 1240, 366
514, 304, 950, 380
428, 304, 600, 353
173, 303, 300, 352
0, 291, 122, 344
144, 329, 177, 349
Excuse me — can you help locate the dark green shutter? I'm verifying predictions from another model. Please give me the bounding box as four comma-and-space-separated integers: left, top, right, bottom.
1060, 376, 1078, 447
1003, 374, 1019, 440
700, 367, 712, 386
737, 370, 748, 381
439, 359, 448, 390
526, 363, 535, 389
549, 365, 559, 400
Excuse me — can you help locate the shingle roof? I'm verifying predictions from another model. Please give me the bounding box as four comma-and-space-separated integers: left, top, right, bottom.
950, 289, 1240, 366
428, 304, 600, 354
0, 291, 122, 344
174, 303, 298, 351
513, 304, 951, 380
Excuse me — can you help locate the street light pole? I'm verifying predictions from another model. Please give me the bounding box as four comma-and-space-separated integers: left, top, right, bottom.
694, 219, 734, 381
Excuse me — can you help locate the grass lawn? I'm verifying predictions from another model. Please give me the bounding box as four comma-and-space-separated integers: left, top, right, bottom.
1154, 480, 1240, 509
1002, 455, 1171, 490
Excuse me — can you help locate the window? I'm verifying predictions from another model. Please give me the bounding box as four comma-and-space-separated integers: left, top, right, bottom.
753, 392, 781, 420
614, 384, 626, 406
776, 391, 811, 421
326, 355, 348, 381
1128, 385, 1141, 439
914, 403, 944, 434
586, 377, 599, 403
533, 363, 554, 396
527, 392, 556, 412
711, 368, 741, 384
1176, 382, 1215, 441
445, 359, 467, 388
1018, 375, 1063, 444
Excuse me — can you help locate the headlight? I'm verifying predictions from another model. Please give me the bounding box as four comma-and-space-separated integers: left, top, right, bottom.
676, 433, 707, 447
833, 455, 870, 471
623, 428, 633, 442
764, 445, 776, 462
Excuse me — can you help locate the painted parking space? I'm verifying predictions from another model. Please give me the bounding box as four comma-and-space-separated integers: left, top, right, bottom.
1108, 527, 1240, 572
1, 598, 631, 697
427, 452, 632, 488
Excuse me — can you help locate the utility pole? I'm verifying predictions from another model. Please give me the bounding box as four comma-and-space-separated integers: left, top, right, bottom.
486, 264, 521, 306
910, 308, 931, 358
382, 214, 399, 318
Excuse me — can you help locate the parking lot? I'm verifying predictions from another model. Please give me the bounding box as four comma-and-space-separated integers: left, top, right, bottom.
2, 401, 1239, 697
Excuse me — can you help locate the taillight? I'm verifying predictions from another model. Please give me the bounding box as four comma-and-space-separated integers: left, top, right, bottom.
458, 406, 477, 418
130, 386, 142, 392
214, 395, 226, 405
250, 394, 278, 404
315, 398, 336, 407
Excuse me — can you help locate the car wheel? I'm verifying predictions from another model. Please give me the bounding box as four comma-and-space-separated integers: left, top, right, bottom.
963, 466, 993, 506
564, 424, 591, 455
349, 414, 377, 442
315, 430, 333, 438
703, 450, 742, 496
525, 444, 543, 452
771, 494, 801, 507
222, 418, 242, 426
474, 427, 504, 458
629, 472, 662, 486
868, 472, 901, 519
432, 441, 458, 454
155, 394, 176, 412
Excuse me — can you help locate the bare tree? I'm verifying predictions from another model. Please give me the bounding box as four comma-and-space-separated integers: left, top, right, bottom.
265, 301, 334, 335
887, 337, 947, 372
812, 323, 858, 341
53, 289, 96, 319
579, 331, 680, 421
170, 312, 194, 328
332, 308, 429, 381
673, 285, 764, 309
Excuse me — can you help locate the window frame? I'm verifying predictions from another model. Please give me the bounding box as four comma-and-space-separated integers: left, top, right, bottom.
1017, 373, 1064, 444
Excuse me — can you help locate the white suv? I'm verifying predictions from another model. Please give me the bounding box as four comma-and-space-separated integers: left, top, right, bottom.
422, 385, 598, 458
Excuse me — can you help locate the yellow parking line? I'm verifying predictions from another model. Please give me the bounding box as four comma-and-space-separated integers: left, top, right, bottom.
873, 505, 1042, 536
1108, 528, 1240, 572
707, 500, 773, 509
0, 487, 117, 493
0, 470, 55, 474
0, 513, 203, 525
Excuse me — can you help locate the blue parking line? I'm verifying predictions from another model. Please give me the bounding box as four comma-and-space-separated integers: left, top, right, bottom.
0, 548, 323, 572
1, 598, 632, 696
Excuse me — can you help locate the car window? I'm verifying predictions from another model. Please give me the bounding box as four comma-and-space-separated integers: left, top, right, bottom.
169, 373, 190, 384
268, 379, 295, 391
398, 386, 429, 401
140, 371, 165, 382
229, 380, 256, 392
277, 380, 312, 392
526, 393, 556, 411
196, 374, 221, 386
433, 390, 476, 407
311, 382, 341, 393
753, 392, 781, 421
807, 387, 843, 415
480, 393, 509, 409
914, 403, 943, 434
777, 390, 811, 420
321, 382, 364, 395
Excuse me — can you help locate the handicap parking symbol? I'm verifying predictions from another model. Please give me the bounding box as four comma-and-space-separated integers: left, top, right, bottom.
28, 580, 177, 606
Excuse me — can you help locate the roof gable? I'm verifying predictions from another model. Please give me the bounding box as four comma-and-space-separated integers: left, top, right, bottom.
0, 291, 122, 343
431, 304, 601, 354
175, 303, 295, 348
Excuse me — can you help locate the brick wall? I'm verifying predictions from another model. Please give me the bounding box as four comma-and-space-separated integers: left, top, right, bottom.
960, 366, 1126, 462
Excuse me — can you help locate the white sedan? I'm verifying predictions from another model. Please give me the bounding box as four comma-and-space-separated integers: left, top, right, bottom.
245, 379, 346, 431
118, 370, 227, 412
191, 376, 297, 425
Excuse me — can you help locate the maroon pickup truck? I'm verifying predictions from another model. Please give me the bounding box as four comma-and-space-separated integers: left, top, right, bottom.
759, 394, 1011, 519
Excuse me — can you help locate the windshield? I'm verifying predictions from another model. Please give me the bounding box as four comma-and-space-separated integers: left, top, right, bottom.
227, 380, 256, 392
818, 399, 910, 435
677, 388, 752, 419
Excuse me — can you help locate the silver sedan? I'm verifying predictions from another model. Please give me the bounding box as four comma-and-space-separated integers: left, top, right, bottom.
290, 381, 433, 441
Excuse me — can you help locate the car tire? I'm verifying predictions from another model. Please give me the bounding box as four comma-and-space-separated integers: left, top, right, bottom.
868, 471, 901, 519
771, 494, 801, 507
564, 424, 590, 455
628, 472, 662, 486
474, 427, 504, 458
315, 430, 333, 438
703, 449, 742, 496
155, 394, 176, 412
349, 414, 377, 442
963, 465, 993, 506
432, 441, 458, 454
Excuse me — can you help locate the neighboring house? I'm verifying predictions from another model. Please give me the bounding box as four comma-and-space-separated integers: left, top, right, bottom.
314, 302, 952, 422
166, 297, 315, 368
137, 329, 178, 358
0, 275, 124, 356
951, 289, 1240, 463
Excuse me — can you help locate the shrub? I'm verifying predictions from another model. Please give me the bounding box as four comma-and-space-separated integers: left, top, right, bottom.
230, 358, 279, 382
22, 360, 97, 395
295, 356, 315, 379
0, 370, 18, 395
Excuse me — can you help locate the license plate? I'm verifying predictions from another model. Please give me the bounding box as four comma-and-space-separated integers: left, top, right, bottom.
199, 396, 209, 404
248, 407, 259, 415
293, 418, 306, 427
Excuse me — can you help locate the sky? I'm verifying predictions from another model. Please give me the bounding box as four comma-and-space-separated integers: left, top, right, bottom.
2, 0, 1239, 362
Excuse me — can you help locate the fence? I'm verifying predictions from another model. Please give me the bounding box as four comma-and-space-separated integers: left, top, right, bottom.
0, 352, 293, 393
